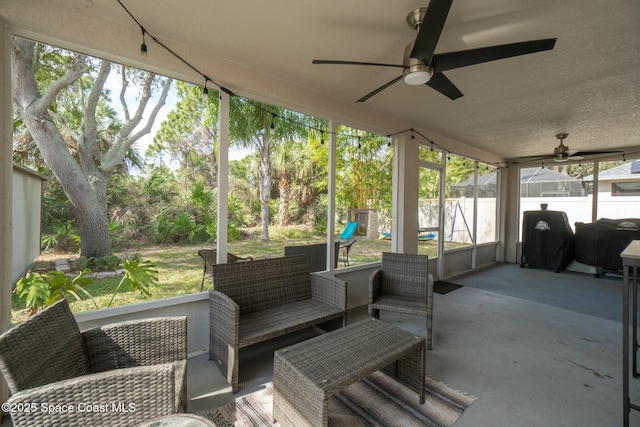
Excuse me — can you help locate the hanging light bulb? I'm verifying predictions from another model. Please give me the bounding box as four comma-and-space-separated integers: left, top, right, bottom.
411, 129, 415, 140
387, 135, 391, 147
270, 114, 276, 135
320, 131, 325, 145
140, 27, 148, 57
203, 78, 209, 102
358, 136, 362, 149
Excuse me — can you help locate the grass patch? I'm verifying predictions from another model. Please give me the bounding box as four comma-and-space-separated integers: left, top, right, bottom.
12, 226, 460, 321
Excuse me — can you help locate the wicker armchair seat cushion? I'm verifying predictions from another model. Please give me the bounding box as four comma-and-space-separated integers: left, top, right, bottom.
239, 299, 345, 347
370, 293, 428, 316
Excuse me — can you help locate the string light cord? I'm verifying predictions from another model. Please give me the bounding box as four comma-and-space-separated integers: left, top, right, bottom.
115, 0, 498, 167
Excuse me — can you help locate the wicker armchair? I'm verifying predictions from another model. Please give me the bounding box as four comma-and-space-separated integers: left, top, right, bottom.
198, 248, 253, 291
0, 299, 187, 427
368, 252, 434, 350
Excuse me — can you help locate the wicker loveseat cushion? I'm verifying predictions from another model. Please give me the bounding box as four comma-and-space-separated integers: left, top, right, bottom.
0, 299, 90, 393
238, 299, 344, 347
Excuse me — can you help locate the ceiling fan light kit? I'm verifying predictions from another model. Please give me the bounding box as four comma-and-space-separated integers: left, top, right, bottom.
402, 40, 434, 85
312, 0, 557, 102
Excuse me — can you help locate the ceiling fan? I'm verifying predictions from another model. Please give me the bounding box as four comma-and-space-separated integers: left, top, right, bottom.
518, 133, 624, 163
312, 0, 557, 102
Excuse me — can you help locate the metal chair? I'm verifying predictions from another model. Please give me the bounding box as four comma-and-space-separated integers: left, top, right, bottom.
0, 299, 187, 427
368, 252, 434, 349
338, 236, 357, 266
198, 248, 253, 291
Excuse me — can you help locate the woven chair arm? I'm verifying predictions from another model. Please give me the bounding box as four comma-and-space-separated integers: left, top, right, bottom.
82, 316, 186, 373
7, 364, 177, 427
427, 273, 434, 304
368, 269, 383, 303
310, 274, 347, 310
209, 290, 240, 349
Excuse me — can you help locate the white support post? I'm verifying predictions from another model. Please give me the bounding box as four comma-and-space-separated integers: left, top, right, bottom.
392, 134, 419, 254
391, 136, 401, 253
216, 90, 229, 261
1, 18, 13, 410
327, 121, 337, 272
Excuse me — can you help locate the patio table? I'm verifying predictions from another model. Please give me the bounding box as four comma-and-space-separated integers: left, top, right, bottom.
273, 317, 425, 427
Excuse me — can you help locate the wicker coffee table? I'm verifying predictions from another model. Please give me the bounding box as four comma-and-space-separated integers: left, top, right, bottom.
273, 317, 425, 427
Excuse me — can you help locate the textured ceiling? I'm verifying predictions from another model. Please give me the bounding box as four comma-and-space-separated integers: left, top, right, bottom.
23, 0, 640, 163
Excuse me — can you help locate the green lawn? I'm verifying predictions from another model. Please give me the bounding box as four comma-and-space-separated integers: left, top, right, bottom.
11, 227, 454, 322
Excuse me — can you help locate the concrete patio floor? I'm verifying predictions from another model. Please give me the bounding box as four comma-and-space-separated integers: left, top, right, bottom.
187, 262, 639, 426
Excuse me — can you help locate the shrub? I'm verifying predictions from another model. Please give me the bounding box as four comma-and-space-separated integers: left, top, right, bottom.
15, 269, 97, 315
15, 255, 158, 315
41, 220, 80, 253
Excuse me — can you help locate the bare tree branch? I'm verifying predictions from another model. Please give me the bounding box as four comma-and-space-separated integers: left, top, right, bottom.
101, 76, 173, 172
36, 53, 88, 112
80, 60, 111, 170
129, 77, 173, 141
119, 65, 131, 122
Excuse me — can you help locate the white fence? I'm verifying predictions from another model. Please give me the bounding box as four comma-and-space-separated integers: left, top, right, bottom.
520, 195, 640, 237
419, 195, 640, 245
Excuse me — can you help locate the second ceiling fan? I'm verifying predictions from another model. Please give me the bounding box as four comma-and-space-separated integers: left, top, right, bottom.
313, 0, 557, 102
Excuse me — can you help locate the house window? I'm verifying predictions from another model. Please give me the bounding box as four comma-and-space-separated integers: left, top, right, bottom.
612, 181, 640, 196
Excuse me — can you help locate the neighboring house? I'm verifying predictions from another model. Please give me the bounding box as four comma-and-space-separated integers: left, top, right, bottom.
11, 163, 45, 283
451, 167, 583, 198
583, 160, 640, 197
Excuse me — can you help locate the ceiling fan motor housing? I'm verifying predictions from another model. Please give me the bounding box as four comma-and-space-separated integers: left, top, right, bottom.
403, 41, 434, 85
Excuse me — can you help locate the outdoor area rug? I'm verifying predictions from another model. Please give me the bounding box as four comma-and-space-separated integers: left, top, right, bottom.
197, 370, 476, 427
434, 281, 464, 295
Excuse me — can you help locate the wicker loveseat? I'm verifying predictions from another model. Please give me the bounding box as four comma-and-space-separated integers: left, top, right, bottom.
209, 254, 347, 393
0, 299, 187, 427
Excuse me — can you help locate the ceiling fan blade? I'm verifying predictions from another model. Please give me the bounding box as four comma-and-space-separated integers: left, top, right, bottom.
431, 38, 557, 72
357, 75, 404, 102
426, 72, 463, 100
410, 0, 453, 64
557, 155, 584, 162
572, 150, 624, 156
514, 156, 553, 163
312, 59, 405, 68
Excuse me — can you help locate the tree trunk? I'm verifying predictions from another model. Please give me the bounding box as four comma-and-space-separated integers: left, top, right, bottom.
75, 176, 112, 257
258, 140, 272, 242
13, 39, 172, 258
13, 39, 113, 257
278, 174, 291, 226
